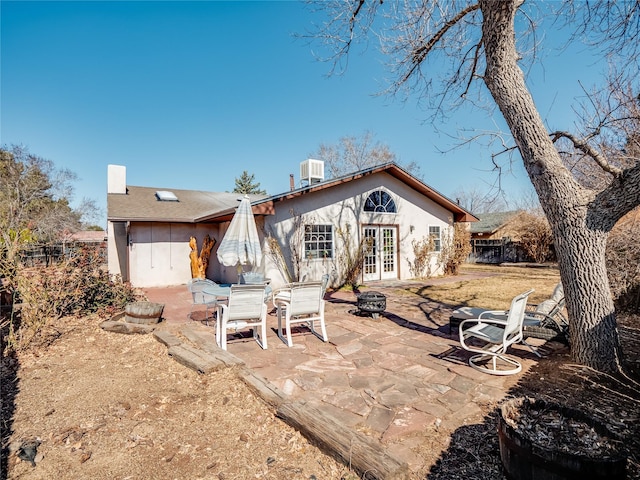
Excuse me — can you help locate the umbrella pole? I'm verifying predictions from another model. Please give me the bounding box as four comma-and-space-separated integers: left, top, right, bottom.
237, 264, 243, 284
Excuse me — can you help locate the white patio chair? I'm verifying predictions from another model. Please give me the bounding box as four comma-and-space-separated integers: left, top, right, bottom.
522, 282, 568, 340
275, 280, 328, 347
451, 283, 567, 344
459, 289, 534, 375
216, 284, 268, 351
272, 273, 329, 306
240, 271, 266, 284
187, 278, 219, 325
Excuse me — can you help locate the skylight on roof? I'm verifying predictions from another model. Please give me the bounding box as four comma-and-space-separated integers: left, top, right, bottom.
155, 190, 179, 201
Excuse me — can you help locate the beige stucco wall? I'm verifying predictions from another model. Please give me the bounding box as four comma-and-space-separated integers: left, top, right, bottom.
110, 222, 219, 288
107, 221, 129, 282
262, 171, 453, 289
109, 171, 457, 288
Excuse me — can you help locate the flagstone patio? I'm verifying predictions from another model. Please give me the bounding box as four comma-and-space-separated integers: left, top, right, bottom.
144, 276, 553, 477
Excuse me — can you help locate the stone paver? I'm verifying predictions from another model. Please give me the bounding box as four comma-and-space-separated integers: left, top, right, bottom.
365, 404, 395, 433
144, 278, 557, 476
382, 408, 435, 443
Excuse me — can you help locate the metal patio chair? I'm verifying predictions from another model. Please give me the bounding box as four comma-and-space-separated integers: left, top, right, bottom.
274, 280, 328, 347
216, 284, 268, 351
187, 278, 219, 325
459, 289, 534, 375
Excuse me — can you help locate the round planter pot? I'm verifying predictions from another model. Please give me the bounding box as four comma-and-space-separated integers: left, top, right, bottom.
498, 397, 626, 480
124, 301, 164, 324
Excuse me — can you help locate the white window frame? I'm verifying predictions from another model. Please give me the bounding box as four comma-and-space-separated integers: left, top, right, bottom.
429, 225, 441, 252
304, 224, 334, 260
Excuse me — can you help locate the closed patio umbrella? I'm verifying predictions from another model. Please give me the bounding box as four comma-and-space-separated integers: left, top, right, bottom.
216, 195, 263, 280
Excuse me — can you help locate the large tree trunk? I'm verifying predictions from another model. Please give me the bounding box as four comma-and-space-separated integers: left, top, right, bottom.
479, 0, 622, 372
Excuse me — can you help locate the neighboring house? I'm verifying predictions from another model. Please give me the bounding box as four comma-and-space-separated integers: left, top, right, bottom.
64, 230, 108, 262
469, 210, 529, 263
67, 230, 108, 243
107, 162, 477, 288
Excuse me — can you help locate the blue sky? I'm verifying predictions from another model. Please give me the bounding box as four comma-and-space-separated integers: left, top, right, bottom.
2, 1, 607, 225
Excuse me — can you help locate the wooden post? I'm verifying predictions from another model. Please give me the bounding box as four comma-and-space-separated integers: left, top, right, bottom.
277, 402, 410, 480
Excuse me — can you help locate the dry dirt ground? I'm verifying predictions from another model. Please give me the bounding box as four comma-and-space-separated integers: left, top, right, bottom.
426, 313, 640, 480
2, 312, 640, 479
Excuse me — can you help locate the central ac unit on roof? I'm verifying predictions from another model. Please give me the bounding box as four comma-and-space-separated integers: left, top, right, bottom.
300, 159, 325, 186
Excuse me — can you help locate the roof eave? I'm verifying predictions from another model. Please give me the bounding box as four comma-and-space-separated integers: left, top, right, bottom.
108, 216, 197, 223
195, 200, 276, 222
455, 212, 479, 222
256, 163, 478, 222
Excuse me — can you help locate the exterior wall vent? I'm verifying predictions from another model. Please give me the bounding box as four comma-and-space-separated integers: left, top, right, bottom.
300, 159, 325, 186
155, 190, 179, 201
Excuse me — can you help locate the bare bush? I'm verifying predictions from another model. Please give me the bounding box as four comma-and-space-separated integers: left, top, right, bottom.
265, 234, 294, 284
607, 208, 640, 312
440, 223, 472, 276
4, 248, 136, 353
511, 211, 554, 263
336, 226, 371, 289
409, 236, 436, 278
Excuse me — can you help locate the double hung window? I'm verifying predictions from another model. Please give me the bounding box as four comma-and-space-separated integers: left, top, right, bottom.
304, 224, 333, 259
429, 226, 441, 252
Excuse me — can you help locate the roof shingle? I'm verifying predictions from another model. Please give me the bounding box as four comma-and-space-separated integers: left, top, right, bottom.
108, 186, 266, 222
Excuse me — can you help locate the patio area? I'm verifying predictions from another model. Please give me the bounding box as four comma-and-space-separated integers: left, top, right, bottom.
143, 277, 555, 477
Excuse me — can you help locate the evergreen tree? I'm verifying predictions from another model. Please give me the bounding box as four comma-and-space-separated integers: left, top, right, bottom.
233, 171, 266, 195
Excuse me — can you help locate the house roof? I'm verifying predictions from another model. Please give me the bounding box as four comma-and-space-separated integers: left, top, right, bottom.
108, 163, 478, 224
470, 210, 521, 234
198, 163, 479, 223
68, 231, 107, 242
108, 186, 267, 223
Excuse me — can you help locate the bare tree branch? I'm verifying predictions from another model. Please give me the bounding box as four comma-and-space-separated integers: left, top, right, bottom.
589, 161, 640, 230
304, 0, 640, 371
402, 3, 480, 84
550, 130, 623, 176
461, 40, 483, 97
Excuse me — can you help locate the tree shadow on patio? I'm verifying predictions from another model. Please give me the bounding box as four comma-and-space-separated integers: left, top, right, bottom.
424, 320, 640, 480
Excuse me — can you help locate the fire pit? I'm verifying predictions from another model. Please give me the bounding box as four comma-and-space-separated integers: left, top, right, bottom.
356, 291, 386, 318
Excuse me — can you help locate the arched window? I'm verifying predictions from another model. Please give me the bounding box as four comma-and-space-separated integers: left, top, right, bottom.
364, 190, 397, 213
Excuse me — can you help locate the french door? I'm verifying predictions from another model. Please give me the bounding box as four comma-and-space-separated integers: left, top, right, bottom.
362, 226, 397, 282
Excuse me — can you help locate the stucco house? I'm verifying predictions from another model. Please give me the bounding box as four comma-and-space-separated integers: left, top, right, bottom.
107, 161, 477, 288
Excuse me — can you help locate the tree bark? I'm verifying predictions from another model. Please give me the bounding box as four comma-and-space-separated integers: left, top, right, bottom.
197, 235, 216, 278
189, 235, 216, 279
479, 0, 623, 372
189, 236, 199, 278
